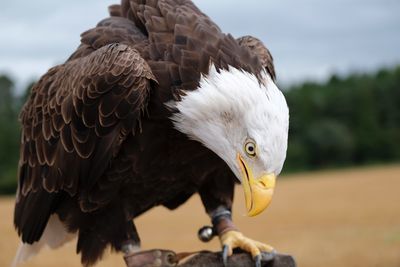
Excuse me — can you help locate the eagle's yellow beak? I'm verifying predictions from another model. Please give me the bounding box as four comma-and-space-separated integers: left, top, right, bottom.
237, 153, 276, 217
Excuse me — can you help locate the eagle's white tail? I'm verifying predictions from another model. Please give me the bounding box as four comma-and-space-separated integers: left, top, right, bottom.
12, 214, 75, 267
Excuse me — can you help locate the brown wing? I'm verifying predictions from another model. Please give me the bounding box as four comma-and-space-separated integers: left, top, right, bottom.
237, 35, 276, 80
15, 43, 156, 243
120, 0, 265, 93
68, 15, 148, 61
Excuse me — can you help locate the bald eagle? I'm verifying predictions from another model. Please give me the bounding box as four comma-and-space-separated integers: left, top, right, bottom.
13, 1, 289, 266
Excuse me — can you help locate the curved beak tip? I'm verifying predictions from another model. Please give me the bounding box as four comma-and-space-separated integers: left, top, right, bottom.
246, 188, 274, 217
245, 174, 276, 217
236, 153, 277, 217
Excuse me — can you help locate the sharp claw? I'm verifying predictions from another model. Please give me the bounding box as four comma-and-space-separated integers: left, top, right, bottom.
222, 245, 229, 267
254, 254, 262, 267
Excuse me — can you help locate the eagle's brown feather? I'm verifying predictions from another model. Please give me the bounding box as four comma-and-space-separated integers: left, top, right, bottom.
16, 43, 155, 238
237, 35, 276, 80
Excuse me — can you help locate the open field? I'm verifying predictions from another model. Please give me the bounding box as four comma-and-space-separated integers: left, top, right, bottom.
1, 165, 400, 267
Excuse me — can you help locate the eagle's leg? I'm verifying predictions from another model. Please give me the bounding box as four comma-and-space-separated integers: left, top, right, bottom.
199, 175, 274, 267
211, 208, 275, 267
120, 220, 141, 256
121, 240, 141, 255
121, 221, 178, 267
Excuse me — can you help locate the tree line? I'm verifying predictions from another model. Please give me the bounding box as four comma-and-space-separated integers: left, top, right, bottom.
0, 66, 399, 194
284, 66, 400, 171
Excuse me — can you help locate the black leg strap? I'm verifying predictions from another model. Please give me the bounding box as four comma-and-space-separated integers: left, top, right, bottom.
211, 207, 238, 236
198, 207, 238, 242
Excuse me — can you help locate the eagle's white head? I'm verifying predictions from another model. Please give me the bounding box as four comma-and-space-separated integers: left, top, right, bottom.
170, 65, 289, 216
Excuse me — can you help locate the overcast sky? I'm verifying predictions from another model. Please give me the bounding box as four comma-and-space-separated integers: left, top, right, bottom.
0, 0, 399, 91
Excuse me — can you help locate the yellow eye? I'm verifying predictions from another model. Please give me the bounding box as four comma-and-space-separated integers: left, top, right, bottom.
244, 140, 257, 157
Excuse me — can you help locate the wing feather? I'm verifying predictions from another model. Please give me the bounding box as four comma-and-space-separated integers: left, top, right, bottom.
15, 43, 156, 244
237, 35, 277, 80
120, 0, 266, 95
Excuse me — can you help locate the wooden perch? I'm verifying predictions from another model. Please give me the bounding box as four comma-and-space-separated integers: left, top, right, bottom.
179, 251, 296, 267
124, 249, 297, 267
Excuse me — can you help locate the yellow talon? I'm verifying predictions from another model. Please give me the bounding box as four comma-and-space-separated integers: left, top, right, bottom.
220, 230, 274, 258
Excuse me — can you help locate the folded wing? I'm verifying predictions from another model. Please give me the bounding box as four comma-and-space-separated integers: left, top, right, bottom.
14, 43, 156, 244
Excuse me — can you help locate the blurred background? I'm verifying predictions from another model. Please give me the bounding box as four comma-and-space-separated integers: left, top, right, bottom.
0, 0, 399, 267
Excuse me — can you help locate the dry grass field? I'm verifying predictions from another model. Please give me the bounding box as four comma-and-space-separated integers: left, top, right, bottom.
1, 165, 399, 267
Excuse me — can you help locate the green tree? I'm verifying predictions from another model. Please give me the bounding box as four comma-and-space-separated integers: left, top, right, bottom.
283, 65, 400, 173
0, 75, 20, 194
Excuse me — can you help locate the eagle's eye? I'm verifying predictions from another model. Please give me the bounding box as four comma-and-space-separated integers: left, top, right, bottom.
244, 140, 257, 157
